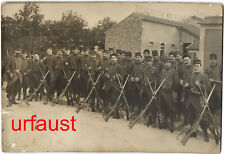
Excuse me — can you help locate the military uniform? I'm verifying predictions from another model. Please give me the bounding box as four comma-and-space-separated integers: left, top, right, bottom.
158, 58, 179, 131
21, 56, 31, 100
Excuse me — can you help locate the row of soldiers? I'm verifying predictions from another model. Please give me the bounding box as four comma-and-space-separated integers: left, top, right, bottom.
3, 47, 221, 143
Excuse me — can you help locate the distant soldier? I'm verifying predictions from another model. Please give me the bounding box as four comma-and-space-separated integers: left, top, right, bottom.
6, 50, 23, 107
204, 53, 222, 114
108, 48, 114, 56
152, 50, 164, 74
158, 57, 179, 132
142, 56, 158, 127
118, 51, 132, 78
30, 54, 45, 101
180, 55, 193, 125
51, 50, 65, 99
129, 52, 144, 116
116, 49, 122, 61
185, 59, 211, 141
87, 51, 101, 112
43, 48, 54, 104
103, 53, 123, 118
143, 49, 150, 62
21, 54, 31, 100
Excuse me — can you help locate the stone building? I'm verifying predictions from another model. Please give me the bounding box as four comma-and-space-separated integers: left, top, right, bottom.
105, 12, 200, 57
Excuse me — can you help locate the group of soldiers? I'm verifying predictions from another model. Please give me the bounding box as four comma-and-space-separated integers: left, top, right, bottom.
3, 46, 222, 143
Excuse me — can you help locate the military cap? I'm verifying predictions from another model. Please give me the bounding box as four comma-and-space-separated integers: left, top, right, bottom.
193, 59, 201, 65
182, 54, 191, 59
209, 53, 217, 60
135, 52, 142, 57
110, 53, 117, 58
102, 50, 108, 54
152, 50, 158, 56
175, 51, 181, 56
126, 51, 132, 57
143, 49, 150, 54
109, 48, 114, 51
169, 51, 175, 56
116, 49, 122, 54
15, 49, 21, 54
145, 56, 152, 62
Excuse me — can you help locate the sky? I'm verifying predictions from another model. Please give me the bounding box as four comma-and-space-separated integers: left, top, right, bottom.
1, 2, 223, 27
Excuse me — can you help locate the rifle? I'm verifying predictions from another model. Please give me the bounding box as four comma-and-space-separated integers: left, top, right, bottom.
116, 74, 132, 120
26, 71, 49, 105
76, 73, 102, 113
52, 71, 76, 106
128, 79, 165, 129
180, 84, 216, 145
87, 71, 104, 113
104, 75, 130, 122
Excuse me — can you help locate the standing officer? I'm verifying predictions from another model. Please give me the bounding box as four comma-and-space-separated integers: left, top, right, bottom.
21, 54, 31, 100
143, 49, 151, 62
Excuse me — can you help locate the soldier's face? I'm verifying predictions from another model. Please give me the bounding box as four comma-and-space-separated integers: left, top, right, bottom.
144, 52, 150, 58
121, 54, 126, 60
210, 59, 217, 66
193, 64, 201, 73
169, 55, 175, 61
102, 53, 107, 58
111, 56, 118, 63
176, 54, 182, 61
84, 51, 89, 55
135, 56, 142, 62
183, 57, 191, 65
147, 61, 153, 66
92, 55, 97, 61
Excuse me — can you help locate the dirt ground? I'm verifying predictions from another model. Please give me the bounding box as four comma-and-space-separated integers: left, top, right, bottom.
1, 90, 220, 153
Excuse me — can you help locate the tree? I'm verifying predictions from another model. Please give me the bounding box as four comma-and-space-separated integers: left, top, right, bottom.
91, 17, 116, 49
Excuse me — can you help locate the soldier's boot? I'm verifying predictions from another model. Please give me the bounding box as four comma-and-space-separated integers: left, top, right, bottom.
23, 90, 27, 100
168, 118, 175, 133
90, 100, 95, 112
190, 132, 197, 138
203, 129, 209, 142
7, 98, 13, 107
17, 92, 21, 101
112, 107, 120, 119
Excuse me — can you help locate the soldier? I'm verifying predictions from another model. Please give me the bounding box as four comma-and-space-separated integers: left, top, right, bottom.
43, 48, 54, 104
204, 54, 222, 114
103, 53, 123, 118
184, 59, 211, 141
152, 50, 164, 73
116, 49, 122, 61
180, 55, 193, 126
143, 49, 150, 61
108, 48, 114, 56
142, 56, 158, 127
30, 54, 45, 101
129, 52, 144, 117
6, 50, 23, 107
51, 50, 65, 99
87, 51, 101, 112
21, 54, 31, 100
158, 57, 179, 132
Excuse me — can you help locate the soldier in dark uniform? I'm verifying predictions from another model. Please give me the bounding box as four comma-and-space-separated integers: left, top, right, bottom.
103, 53, 123, 118
87, 51, 101, 112
30, 54, 45, 101
152, 50, 164, 73
185, 59, 211, 141
21, 54, 31, 100
142, 56, 158, 127
51, 50, 65, 99
6, 50, 23, 107
43, 48, 54, 104
116, 49, 122, 61
129, 52, 144, 117
204, 54, 222, 115
158, 57, 179, 132
143, 49, 150, 61
180, 55, 193, 125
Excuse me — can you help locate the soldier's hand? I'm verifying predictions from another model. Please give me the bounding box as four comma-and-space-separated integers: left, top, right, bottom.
209, 78, 214, 82
180, 79, 183, 85
195, 81, 200, 86
105, 73, 110, 78
98, 66, 101, 70
78, 74, 80, 79
184, 82, 189, 87
131, 77, 135, 82
88, 67, 91, 70
65, 62, 68, 65
16, 69, 20, 73
10, 73, 13, 78
135, 77, 139, 82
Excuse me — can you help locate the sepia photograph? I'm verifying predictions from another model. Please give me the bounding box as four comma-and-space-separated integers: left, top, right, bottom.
1, 2, 223, 153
